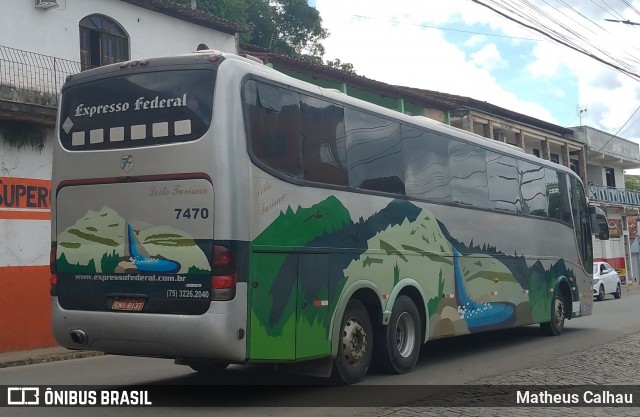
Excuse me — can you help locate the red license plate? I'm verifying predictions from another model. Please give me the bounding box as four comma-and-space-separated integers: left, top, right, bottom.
112, 298, 145, 312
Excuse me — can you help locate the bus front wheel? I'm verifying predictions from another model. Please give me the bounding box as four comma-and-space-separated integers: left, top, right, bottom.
540, 290, 566, 336
333, 299, 373, 384
375, 295, 421, 374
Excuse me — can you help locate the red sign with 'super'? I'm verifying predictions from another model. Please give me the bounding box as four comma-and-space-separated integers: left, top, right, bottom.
0, 177, 51, 220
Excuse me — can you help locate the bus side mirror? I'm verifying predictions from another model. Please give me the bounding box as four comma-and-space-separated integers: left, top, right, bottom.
589, 205, 609, 240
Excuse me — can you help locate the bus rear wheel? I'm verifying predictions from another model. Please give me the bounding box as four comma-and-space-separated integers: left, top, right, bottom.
375, 295, 421, 374
540, 291, 566, 336
332, 299, 373, 384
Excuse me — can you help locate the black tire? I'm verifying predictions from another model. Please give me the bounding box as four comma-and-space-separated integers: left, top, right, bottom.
374, 295, 421, 374
597, 285, 605, 301
186, 360, 229, 374
614, 284, 622, 299
332, 299, 373, 384
540, 290, 566, 336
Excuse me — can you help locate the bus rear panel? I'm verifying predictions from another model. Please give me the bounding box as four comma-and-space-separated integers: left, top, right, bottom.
51, 54, 247, 362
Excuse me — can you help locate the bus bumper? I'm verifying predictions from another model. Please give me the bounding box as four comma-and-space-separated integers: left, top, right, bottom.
51, 283, 247, 362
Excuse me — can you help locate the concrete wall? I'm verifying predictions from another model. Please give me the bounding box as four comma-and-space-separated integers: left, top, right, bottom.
573, 125, 640, 162
0, 129, 55, 351
587, 164, 604, 186
3, 0, 237, 61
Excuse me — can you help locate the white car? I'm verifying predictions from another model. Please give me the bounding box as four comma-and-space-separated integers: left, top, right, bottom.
593, 262, 622, 301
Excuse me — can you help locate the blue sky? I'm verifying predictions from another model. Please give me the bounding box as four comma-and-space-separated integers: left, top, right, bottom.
441, 22, 581, 126
313, 0, 640, 144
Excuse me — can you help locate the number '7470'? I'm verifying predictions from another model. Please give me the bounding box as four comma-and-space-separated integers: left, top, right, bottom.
174, 208, 209, 219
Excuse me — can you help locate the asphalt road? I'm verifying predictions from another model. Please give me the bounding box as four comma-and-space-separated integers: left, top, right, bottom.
1, 290, 639, 416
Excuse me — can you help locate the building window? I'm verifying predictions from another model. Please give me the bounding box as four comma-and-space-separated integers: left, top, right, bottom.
550, 153, 560, 164
605, 167, 616, 188
570, 159, 580, 176
533, 149, 540, 158
80, 15, 129, 71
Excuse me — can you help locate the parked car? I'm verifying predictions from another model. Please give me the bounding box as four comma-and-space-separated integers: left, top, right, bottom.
593, 262, 622, 301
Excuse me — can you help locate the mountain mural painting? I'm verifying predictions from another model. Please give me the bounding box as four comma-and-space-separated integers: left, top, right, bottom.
249, 196, 574, 358
56, 206, 210, 275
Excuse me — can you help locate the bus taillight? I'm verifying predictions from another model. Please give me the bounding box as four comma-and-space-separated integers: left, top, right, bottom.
50, 246, 58, 296
212, 245, 236, 301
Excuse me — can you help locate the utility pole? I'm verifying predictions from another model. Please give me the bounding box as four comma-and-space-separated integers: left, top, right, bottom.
191, 0, 197, 10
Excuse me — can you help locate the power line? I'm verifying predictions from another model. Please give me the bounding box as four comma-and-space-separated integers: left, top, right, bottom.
351, 14, 547, 42
470, 0, 640, 81
467, 0, 640, 153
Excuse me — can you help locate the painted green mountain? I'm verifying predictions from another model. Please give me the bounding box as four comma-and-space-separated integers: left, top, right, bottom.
252, 196, 574, 345
252, 198, 424, 336
438, 219, 576, 323
57, 206, 210, 274
251, 195, 351, 332
57, 206, 126, 272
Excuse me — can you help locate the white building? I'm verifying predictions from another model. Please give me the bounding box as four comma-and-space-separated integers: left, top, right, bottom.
0, 0, 244, 352
572, 125, 640, 285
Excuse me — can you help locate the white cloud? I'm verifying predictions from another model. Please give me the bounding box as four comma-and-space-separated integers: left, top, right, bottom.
464, 34, 486, 47
525, 41, 566, 79
316, 0, 556, 122
470, 44, 508, 72
524, 36, 640, 135
315, 0, 640, 143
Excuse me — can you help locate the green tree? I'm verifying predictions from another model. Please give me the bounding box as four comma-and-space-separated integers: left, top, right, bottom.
171, 0, 328, 57
326, 58, 355, 73
625, 175, 640, 191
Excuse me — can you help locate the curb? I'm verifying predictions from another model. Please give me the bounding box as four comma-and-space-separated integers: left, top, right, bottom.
0, 350, 104, 369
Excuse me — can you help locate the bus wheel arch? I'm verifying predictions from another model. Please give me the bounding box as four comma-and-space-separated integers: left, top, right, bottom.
374, 286, 424, 374
540, 278, 572, 336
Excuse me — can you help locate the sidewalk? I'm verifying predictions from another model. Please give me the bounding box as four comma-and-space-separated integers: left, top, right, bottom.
0, 346, 103, 368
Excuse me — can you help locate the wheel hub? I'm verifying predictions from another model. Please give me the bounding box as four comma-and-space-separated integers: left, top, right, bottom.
343, 318, 367, 364
554, 297, 565, 328
395, 312, 416, 358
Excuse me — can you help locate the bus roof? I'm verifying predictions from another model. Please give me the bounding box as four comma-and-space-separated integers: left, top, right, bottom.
63, 50, 581, 182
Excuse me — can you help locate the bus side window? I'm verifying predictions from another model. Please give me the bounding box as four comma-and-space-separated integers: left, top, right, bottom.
245, 81, 302, 178
344, 108, 405, 195
401, 126, 451, 203
486, 151, 520, 212
449, 140, 489, 208
546, 169, 572, 224
518, 160, 548, 217
300, 96, 348, 186
570, 176, 593, 268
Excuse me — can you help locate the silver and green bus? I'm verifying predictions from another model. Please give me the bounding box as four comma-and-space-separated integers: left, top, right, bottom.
51, 50, 608, 384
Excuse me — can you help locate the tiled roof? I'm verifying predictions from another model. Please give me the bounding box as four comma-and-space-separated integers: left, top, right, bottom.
404, 88, 574, 135
120, 0, 247, 35
241, 45, 457, 111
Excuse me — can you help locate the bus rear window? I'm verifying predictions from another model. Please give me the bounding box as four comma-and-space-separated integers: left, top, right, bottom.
59, 69, 214, 150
